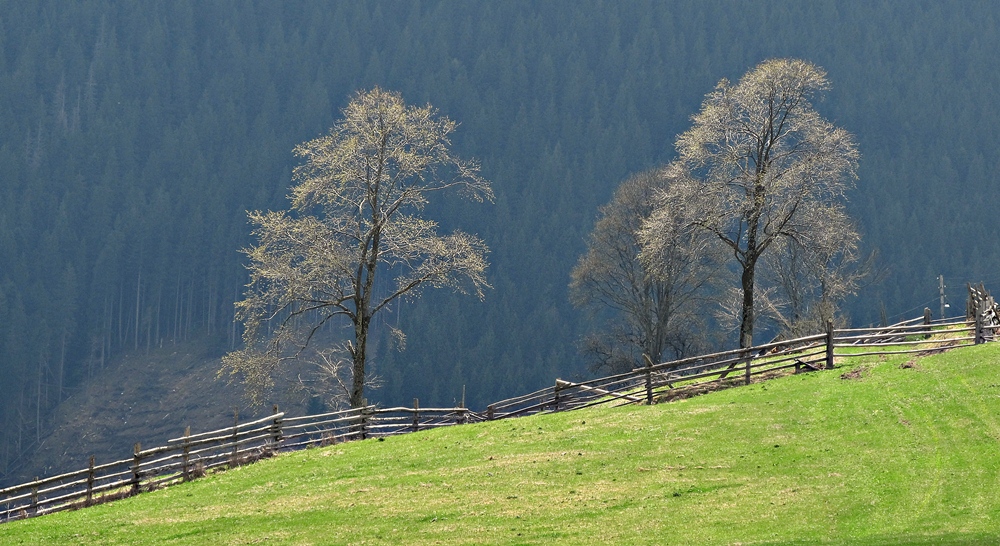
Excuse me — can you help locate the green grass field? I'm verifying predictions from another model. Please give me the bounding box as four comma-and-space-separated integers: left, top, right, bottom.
4, 344, 1000, 545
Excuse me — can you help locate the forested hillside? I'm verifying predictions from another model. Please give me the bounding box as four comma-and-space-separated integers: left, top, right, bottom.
1, 0, 998, 481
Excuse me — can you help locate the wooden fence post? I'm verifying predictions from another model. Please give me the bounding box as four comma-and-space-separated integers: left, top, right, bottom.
967, 282, 976, 322
976, 300, 985, 344
552, 380, 561, 412
270, 405, 282, 446
924, 307, 932, 339
230, 410, 240, 467
826, 320, 835, 370
131, 443, 142, 495
182, 426, 191, 482
359, 402, 371, 440
86, 455, 95, 506
30, 478, 38, 516
643, 354, 654, 405
744, 353, 752, 385
487, 404, 495, 421
412, 398, 420, 432
989, 296, 997, 341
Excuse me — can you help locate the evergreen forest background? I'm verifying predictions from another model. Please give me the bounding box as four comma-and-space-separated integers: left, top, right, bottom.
1, 0, 998, 481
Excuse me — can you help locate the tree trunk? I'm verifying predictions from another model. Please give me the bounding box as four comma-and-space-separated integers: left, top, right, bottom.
739, 261, 755, 349
350, 315, 370, 407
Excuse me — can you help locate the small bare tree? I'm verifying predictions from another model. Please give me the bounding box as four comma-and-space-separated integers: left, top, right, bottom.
643, 59, 860, 348
572, 169, 722, 374
222, 87, 493, 407
761, 205, 872, 337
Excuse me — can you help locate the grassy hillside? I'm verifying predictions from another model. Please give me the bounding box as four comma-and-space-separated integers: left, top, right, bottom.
4, 344, 1000, 545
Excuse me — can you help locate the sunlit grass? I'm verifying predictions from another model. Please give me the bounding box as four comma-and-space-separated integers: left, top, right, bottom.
4, 344, 1000, 544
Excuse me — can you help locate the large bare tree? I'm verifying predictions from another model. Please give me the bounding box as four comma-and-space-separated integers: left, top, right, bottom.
222, 87, 493, 407
643, 59, 859, 348
572, 169, 722, 373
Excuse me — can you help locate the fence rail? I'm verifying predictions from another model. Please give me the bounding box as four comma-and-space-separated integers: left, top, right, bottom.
0, 403, 473, 522
483, 301, 1000, 420
5, 286, 1000, 524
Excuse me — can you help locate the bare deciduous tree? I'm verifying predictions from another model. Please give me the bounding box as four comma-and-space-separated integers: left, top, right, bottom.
761, 205, 872, 337
643, 59, 859, 348
222, 87, 493, 407
571, 169, 722, 374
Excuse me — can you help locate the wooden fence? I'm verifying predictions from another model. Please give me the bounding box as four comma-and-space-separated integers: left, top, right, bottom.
0, 404, 473, 522
487, 284, 1000, 417
486, 312, 997, 419
3, 285, 999, 523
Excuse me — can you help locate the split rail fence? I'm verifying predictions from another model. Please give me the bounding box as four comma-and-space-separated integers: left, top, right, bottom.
3, 285, 999, 523
0, 405, 475, 522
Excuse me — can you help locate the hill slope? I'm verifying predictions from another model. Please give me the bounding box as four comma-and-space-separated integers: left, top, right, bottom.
4, 344, 1000, 544
3, 337, 312, 488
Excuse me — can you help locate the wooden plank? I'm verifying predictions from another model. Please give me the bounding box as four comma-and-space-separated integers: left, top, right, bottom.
374, 406, 465, 414
157, 425, 275, 453
835, 326, 973, 342
555, 379, 643, 403
493, 399, 554, 419
168, 412, 285, 443
835, 319, 966, 334
750, 348, 827, 368
280, 430, 359, 449
665, 354, 750, 378
491, 395, 554, 416
834, 343, 975, 357
834, 336, 973, 349
281, 413, 364, 432
0, 456, 132, 496
281, 407, 366, 424
488, 387, 558, 410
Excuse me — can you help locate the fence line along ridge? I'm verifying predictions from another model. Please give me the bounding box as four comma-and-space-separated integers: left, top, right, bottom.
4, 285, 999, 522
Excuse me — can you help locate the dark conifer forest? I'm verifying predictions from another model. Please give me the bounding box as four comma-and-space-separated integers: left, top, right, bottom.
1, 1, 999, 478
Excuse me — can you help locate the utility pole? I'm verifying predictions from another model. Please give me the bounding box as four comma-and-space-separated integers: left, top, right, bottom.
939, 275, 947, 320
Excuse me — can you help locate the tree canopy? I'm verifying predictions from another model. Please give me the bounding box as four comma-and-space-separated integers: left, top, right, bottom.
571, 169, 722, 372
222, 88, 492, 407
642, 59, 859, 348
